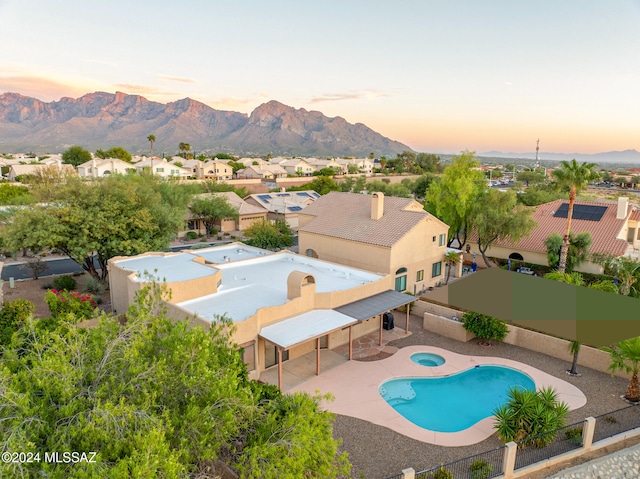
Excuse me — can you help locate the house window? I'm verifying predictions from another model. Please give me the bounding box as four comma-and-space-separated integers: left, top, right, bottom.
156, 168, 164, 173
240, 342, 255, 372
439, 234, 446, 246
416, 270, 424, 282
432, 261, 442, 278
395, 267, 407, 292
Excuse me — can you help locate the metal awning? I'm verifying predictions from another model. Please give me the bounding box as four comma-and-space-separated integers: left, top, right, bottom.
335, 290, 417, 321
259, 309, 358, 350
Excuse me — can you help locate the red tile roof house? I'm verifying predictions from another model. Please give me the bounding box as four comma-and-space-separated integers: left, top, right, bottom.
467, 197, 640, 274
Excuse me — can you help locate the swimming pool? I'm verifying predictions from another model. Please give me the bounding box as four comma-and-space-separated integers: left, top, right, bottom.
379, 365, 535, 432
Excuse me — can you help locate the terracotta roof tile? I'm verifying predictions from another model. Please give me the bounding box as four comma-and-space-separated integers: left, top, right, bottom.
299, 192, 446, 247
470, 199, 631, 256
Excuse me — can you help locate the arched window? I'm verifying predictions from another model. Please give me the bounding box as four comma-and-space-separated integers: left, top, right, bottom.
305, 249, 318, 258
508, 253, 524, 261
395, 267, 407, 292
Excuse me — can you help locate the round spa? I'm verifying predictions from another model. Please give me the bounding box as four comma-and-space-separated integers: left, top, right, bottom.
410, 352, 446, 367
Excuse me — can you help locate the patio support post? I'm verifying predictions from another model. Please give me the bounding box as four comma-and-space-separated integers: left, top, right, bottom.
379, 314, 383, 346
277, 347, 283, 390
348, 326, 353, 360
406, 306, 410, 333
316, 337, 321, 375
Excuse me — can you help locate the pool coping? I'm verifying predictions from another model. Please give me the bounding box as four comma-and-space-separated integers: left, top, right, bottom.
290, 345, 587, 447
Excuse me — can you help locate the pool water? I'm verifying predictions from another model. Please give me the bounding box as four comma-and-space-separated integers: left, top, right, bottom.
411, 352, 445, 367
379, 365, 535, 432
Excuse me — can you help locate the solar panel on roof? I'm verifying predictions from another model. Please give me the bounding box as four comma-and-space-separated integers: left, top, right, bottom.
553, 203, 607, 221
296, 192, 311, 197
257, 194, 272, 202
277, 193, 290, 197
288, 206, 303, 211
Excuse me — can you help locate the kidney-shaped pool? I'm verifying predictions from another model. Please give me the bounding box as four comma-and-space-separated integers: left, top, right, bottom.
379, 365, 535, 432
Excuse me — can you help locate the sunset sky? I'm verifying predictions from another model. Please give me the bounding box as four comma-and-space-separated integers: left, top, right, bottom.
2, 0, 639, 155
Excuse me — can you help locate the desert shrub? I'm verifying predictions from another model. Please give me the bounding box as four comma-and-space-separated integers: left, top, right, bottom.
84, 277, 105, 294
564, 427, 583, 445
462, 311, 509, 345
53, 275, 76, 291
185, 231, 198, 240
432, 466, 453, 479
470, 459, 493, 479
494, 386, 569, 448
45, 289, 97, 320
0, 298, 35, 346
41, 283, 53, 290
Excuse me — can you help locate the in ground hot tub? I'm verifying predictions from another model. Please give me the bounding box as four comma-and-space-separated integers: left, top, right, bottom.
410, 352, 445, 367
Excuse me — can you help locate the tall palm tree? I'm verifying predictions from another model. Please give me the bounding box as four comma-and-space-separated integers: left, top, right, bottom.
551, 160, 599, 273
604, 336, 640, 403
567, 340, 581, 376
147, 134, 156, 157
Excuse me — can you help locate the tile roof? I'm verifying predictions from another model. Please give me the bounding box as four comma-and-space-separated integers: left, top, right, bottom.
194, 191, 267, 216
470, 199, 633, 256
299, 192, 445, 248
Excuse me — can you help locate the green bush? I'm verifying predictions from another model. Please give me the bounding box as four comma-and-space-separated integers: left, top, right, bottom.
185, 231, 198, 240
432, 466, 454, 479
45, 289, 97, 320
462, 311, 509, 345
84, 277, 105, 294
564, 427, 583, 445
470, 459, 493, 479
53, 275, 76, 291
0, 298, 35, 346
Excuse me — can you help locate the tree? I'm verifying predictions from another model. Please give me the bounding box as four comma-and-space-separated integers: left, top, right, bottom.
188, 195, 239, 237
0, 284, 350, 478
0, 298, 34, 348
493, 386, 569, 447
415, 153, 441, 173
551, 160, 599, 272
290, 176, 339, 195
0, 183, 34, 205
425, 151, 485, 248
591, 254, 640, 297
471, 189, 536, 268
147, 134, 156, 157
516, 170, 546, 186
567, 340, 581, 376
179, 142, 191, 159
410, 173, 436, 198
61, 145, 92, 166
444, 250, 460, 285
95, 146, 133, 163
244, 219, 294, 250
383, 183, 412, 198
544, 232, 592, 273
461, 311, 509, 347
603, 336, 640, 403
21, 255, 49, 279
2, 174, 185, 280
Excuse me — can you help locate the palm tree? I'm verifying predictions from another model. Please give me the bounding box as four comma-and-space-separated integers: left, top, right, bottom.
178, 142, 191, 159
603, 336, 640, 403
551, 160, 599, 273
444, 250, 460, 284
147, 134, 156, 157
567, 340, 581, 376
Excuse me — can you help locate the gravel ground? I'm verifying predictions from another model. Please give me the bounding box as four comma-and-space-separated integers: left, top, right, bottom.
334, 313, 634, 479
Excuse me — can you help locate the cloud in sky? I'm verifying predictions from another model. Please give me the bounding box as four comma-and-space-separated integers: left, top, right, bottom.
158, 75, 197, 83
309, 89, 389, 103
0, 75, 88, 101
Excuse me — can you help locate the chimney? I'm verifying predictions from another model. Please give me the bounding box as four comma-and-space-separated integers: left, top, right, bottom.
371, 192, 384, 220
617, 197, 629, 220
280, 187, 286, 192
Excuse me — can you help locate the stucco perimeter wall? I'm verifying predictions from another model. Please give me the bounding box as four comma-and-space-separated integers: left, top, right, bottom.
417, 299, 630, 380
108, 259, 144, 315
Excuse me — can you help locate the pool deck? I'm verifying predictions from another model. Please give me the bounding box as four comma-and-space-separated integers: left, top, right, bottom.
291, 345, 587, 447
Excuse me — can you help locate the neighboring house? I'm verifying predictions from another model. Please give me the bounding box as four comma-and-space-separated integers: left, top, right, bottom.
77, 158, 135, 178
236, 164, 288, 180
467, 197, 640, 273
200, 160, 233, 181
108, 244, 415, 388
237, 157, 268, 167
8, 163, 76, 181
134, 158, 191, 178
279, 158, 315, 176
244, 190, 321, 228
170, 159, 201, 177
307, 158, 344, 174
184, 191, 268, 235
298, 192, 451, 294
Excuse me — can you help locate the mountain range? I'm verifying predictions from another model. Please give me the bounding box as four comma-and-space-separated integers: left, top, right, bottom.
0, 92, 410, 157
481, 149, 640, 164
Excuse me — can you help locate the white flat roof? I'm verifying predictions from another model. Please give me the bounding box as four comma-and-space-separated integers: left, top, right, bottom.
191, 244, 272, 264
115, 253, 217, 283
260, 310, 357, 349
177, 252, 383, 323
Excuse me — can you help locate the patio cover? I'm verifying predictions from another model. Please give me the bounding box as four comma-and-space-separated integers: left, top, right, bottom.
259, 309, 358, 350
335, 290, 417, 321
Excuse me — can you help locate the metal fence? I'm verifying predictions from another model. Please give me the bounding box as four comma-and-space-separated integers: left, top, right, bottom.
592, 403, 640, 443
415, 446, 505, 479
513, 420, 585, 470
